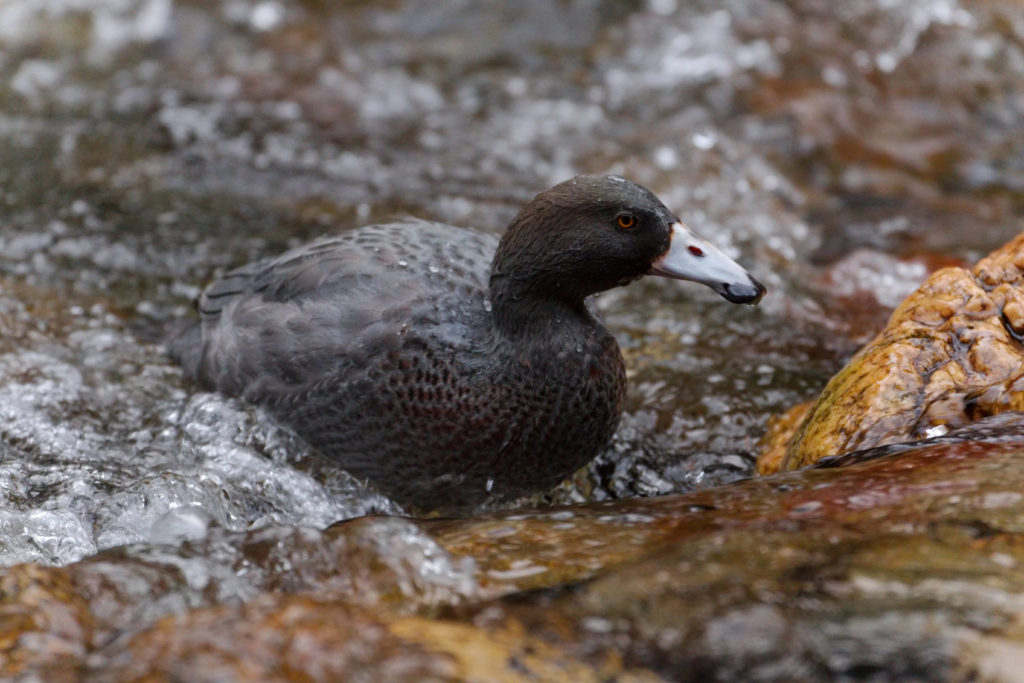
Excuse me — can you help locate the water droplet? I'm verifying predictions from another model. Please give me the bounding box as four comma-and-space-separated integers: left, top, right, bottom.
691, 130, 717, 150
789, 501, 822, 516
250, 1, 285, 32
875, 52, 898, 73
649, 0, 677, 15
653, 145, 678, 169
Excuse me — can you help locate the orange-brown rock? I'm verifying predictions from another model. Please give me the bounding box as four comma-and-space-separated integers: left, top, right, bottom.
759, 232, 1024, 473
0, 564, 93, 681
91, 594, 658, 682
755, 401, 813, 475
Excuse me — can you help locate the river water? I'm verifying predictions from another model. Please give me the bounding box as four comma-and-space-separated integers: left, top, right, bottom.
0, 0, 1022, 676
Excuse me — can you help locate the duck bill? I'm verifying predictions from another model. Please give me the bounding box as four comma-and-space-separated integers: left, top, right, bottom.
648, 222, 766, 304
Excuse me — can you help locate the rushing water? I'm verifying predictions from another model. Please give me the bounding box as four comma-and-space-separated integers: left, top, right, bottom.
0, 0, 1021, 607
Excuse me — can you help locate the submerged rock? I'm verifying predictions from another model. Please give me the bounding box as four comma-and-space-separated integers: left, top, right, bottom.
759, 231, 1024, 473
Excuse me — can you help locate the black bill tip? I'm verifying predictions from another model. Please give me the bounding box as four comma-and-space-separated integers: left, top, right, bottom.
720, 277, 766, 304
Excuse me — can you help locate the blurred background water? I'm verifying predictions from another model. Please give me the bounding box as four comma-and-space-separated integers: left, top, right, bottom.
0, 0, 1020, 577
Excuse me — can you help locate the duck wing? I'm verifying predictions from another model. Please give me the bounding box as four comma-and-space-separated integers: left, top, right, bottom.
169, 221, 497, 397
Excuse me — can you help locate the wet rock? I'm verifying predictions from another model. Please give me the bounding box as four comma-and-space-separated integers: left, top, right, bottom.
457, 435, 1024, 681
0, 519, 660, 681
7, 433, 1024, 680
754, 400, 811, 475
93, 595, 662, 683
760, 231, 1024, 472
92, 597, 459, 683
0, 564, 91, 681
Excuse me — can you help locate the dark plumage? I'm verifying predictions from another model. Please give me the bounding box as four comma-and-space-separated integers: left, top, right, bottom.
169, 175, 764, 511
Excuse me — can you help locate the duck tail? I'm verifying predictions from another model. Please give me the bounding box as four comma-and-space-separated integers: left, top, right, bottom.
165, 320, 203, 379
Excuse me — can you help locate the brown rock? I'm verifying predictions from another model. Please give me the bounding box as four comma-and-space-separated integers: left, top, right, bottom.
755, 401, 812, 475
759, 232, 1024, 472
90, 594, 656, 682
92, 596, 458, 682
0, 564, 93, 681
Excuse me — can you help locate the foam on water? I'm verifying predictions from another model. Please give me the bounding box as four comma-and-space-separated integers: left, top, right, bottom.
0, 317, 392, 567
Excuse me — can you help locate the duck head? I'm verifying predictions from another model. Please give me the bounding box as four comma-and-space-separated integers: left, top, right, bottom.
490, 174, 766, 307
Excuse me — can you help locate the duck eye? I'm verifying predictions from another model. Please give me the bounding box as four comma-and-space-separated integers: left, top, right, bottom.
616, 214, 636, 230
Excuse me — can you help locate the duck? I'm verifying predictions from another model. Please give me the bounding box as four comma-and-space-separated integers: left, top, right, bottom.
169, 175, 765, 511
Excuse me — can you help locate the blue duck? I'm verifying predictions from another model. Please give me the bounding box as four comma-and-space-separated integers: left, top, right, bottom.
169, 175, 765, 511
